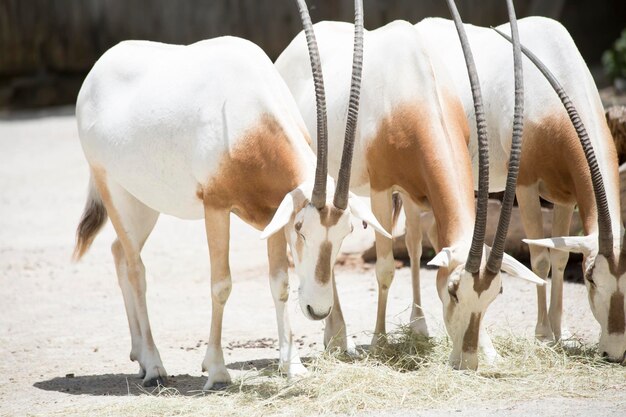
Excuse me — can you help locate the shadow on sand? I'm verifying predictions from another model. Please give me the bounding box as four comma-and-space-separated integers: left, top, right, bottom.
34, 373, 206, 397
33, 356, 317, 397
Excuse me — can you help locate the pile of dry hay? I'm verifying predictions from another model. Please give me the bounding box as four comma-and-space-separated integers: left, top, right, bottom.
67, 328, 624, 417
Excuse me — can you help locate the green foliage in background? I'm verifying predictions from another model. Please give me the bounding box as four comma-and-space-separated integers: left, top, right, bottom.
603, 29, 626, 81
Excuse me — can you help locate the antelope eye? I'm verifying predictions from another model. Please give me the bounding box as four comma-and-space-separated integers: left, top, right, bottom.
295, 222, 302, 231
448, 287, 459, 303
584, 269, 596, 287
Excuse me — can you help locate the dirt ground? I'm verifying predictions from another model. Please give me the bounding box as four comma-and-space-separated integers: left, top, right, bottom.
1, 110, 624, 416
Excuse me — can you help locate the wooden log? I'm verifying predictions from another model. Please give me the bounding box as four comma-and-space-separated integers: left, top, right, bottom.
607, 106, 626, 164
362, 200, 583, 263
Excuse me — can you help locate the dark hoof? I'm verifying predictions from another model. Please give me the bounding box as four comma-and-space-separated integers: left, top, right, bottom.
143, 376, 167, 387
207, 382, 230, 391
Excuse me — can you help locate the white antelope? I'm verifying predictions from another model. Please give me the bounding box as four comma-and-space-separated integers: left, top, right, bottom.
418, 14, 626, 362
72, 1, 390, 389
276, 0, 543, 369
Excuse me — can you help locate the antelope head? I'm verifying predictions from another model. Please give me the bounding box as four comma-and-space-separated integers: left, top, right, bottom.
428, 0, 545, 370
491, 27, 626, 364
261, 0, 390, 321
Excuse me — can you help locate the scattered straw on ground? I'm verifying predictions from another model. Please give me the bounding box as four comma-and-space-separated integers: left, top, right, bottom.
57, 328, 625, 417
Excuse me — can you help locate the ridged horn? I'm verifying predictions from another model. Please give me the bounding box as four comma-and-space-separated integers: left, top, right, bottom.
332, 0, 364, 210
493, 27, 614, 259
446, 0, 489, 274
295, 0, 328, 209
485, 0, 524, 274
486, 0, 524, 276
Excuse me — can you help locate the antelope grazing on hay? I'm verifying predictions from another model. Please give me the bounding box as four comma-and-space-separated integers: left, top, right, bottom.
276, 0, 543, 369
418, 14, 626, 362
72, 2, 389, 389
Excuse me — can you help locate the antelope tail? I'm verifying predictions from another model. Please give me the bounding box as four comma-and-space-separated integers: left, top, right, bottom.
73, 176, 108, 261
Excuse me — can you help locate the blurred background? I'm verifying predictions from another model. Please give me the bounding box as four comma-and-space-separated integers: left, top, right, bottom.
1, 0, 625, 110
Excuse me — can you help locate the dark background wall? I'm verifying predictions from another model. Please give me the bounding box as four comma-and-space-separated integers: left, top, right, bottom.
1, 0, 625, 109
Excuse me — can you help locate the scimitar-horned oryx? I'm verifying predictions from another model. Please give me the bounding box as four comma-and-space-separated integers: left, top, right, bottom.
72, 0, 388, 390
276, 0, 544, 369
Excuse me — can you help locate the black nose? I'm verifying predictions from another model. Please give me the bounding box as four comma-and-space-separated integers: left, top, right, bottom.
307, 305, 330, 320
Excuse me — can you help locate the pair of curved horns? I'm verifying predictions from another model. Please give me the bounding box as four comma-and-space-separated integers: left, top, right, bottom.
446, 0, 524, 274
294, 0, 364, 210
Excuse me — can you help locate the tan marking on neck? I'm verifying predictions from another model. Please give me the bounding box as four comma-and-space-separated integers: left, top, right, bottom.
315, 241, 332, 284
199, 114, 304, 229
366, 97, 474, 248
462, 312, 481, 353
608, 291, 625, 334
518, 112, 619, 236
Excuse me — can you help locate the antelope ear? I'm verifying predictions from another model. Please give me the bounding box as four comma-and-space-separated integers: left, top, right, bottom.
348, 192, 392, 239
428, 247, 454, 268
523, 235, 596, 257
261, 193, 294, 239
501, 253, 546, 285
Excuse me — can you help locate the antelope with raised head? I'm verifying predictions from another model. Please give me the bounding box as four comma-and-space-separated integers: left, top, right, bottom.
276, 0, 543, 369
72, 0, 389, 390
418, 12, 626, 362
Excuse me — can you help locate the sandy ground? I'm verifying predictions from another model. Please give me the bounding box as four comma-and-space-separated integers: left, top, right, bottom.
0, 110, 624, 416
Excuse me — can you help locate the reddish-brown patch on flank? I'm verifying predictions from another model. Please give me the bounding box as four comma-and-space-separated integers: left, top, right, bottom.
608, 291, 625, 334
199, 114, 304, 229
195, 184, 204, 201
366, 97, 474, 248
462, 312, 481, 353
315, 241, 332, 284
518, 112, 620, 235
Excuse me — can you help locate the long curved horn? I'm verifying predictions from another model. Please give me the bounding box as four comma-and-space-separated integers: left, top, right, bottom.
295, 0, 328, 209
485, 0, 524, 273
493, 28, 614, 259
332, 0, 364, 210
446, 0, 489, 274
